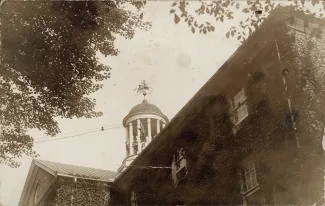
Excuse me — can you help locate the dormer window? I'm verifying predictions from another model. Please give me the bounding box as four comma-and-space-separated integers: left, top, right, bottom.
231, 88, 248, 125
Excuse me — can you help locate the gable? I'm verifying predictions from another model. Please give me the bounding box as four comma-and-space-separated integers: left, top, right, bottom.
27, 167, 55, 206
18, 162, 56, 206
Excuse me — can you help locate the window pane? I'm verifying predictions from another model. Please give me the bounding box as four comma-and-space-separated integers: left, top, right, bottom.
247, 182, 252, 190
237, 104, 248, 121
234, 89, 246, 104
242, 160, 258, 192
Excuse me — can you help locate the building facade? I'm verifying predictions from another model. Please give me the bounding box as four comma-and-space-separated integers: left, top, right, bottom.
113, 5, 325, 205
18, 160, 117, 206
19, 5, 325, 206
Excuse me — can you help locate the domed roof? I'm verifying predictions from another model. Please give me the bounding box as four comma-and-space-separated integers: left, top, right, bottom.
123, 100, 168, 126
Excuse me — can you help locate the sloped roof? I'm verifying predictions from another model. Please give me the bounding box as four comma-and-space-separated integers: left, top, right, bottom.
35, 159, 118, 182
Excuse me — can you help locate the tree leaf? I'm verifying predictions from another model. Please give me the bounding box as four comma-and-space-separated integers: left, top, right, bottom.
210, 26, 215, 32
242, 8, 250, 13
170, 9, 176, 14
203, 29, 207, 34
191, 27, 195, 33
174, 14, 180, 24
140, 13, 143, 19
172, 1, 177, 7
226, 31, 230, 38
311, 0, 318, 6
236, 3, 240, 9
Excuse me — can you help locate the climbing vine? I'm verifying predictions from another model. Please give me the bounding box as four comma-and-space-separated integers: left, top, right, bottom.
43, 179, 111, 206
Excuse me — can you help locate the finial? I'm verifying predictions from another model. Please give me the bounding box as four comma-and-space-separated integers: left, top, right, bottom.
133, 80, 152, 100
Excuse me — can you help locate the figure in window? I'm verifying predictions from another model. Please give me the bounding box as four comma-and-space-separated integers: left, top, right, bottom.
139, 121, 146, 144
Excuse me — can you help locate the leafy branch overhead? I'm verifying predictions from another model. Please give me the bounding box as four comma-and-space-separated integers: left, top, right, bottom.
168, 0, 325, 42
0, 1, 150, 167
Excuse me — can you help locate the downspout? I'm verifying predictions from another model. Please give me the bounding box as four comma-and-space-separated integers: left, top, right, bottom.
273, 183, 277, 206
274, 37, 301, 156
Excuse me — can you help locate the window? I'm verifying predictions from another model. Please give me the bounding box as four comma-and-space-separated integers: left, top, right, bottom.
240, 159, 258, 194
175, 148, 186, 172
231, 88, 248, 125
131, 190, 137, 206
285, 17, 305, 32
173, 148, 187, 184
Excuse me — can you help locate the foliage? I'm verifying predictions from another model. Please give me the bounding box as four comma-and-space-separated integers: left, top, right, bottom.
44, 179, 111, 206
167, 0, 325, 42
0, 1, 150, 167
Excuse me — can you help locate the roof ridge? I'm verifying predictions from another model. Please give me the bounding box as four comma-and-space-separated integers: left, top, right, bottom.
35, 159, 117, 173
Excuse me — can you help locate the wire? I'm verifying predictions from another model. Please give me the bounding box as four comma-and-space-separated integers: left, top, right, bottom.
30, 115, 176, 141
34, 129, 103, 144
31, 115, 177, 143
31, 123, 124, 140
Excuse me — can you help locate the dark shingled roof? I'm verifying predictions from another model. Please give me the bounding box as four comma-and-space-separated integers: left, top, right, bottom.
35, 159, 118, 182
123, 100, 168, 126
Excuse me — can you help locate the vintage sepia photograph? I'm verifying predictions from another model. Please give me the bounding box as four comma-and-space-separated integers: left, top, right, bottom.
1, 0, 325, 205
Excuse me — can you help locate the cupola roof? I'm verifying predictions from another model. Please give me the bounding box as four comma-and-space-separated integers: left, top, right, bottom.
123, 100, 168, 126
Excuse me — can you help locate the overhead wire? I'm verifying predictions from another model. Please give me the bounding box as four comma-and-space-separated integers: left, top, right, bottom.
32, 115, 177, 144
31, 114, 177, 141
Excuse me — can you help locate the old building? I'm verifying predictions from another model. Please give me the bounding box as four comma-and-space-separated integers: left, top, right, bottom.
18, 86, 169, 205
19, 4, 325, 206
113, 5, 325, 206
18, 160, 117, 206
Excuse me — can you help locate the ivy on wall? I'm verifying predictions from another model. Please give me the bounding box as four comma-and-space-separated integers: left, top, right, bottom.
42, 178, 111, 206
122, 22, 325, 206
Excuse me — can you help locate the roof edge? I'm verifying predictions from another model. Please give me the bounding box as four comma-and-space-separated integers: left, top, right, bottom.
57, 173, 115, 184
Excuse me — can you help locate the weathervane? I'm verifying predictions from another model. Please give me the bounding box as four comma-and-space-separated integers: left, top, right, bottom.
133, 80, 152, 100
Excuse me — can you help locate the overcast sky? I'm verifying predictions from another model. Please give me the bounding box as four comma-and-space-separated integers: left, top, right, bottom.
0, 1, 255, 205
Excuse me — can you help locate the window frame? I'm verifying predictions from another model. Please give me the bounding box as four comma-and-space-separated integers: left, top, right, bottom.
174, 148, 186, 172
230, 88, 249, 126
239, 157, 260, 197
173, 148, 188, 184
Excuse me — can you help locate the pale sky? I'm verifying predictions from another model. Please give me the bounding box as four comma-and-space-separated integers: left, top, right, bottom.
0, 1, 252, 205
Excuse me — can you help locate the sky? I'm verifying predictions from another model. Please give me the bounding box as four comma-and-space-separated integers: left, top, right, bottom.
0, 1, 252, 205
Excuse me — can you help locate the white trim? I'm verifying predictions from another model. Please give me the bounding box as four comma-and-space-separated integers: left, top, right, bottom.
34, 161, 57, 176
240, 155, 259, 196
56, 173, 114, 183
126, 114, 167, 126
230, 88, 249, 126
